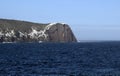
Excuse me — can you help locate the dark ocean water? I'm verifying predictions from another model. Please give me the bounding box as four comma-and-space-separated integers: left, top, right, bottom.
0, 42, 120, 76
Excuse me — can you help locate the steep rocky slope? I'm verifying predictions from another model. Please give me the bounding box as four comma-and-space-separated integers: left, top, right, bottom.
0, 19, 77, 43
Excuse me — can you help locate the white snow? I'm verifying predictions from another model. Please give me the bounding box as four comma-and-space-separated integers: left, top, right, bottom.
44, 23, 57, 31
0, 22, 66, 42
28, 28, 38, 38
44, 22, 66, 31
28, 28, 47, 39
19, 31, 25, 37
5, 30, 15, 37
61, 23, 66, 25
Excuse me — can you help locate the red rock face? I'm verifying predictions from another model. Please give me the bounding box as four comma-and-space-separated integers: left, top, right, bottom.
46, 23, 77, 42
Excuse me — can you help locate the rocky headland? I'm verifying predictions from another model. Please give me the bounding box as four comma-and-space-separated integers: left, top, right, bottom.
0, 19, 77, 43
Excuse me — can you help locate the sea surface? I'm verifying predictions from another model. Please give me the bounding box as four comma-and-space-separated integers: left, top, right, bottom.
0, 42, 120, 76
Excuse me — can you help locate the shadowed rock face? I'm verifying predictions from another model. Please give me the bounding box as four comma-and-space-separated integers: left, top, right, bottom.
46, 23, 77, 42
0, 19, 77, 43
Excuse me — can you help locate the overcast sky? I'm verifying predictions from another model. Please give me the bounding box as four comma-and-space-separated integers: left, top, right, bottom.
0, 0, 120, 41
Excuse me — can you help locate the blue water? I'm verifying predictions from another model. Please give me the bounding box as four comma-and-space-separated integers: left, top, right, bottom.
0, 42, 120, 76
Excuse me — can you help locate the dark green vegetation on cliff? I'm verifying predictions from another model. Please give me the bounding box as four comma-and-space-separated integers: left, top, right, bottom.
0, 19, 47, 32
0, 19, 77, 43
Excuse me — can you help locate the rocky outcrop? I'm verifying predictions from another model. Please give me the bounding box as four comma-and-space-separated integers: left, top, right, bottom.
0, 19, 77, 43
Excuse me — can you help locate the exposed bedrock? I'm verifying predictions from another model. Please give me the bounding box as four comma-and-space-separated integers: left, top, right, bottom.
0, 19, 77, 43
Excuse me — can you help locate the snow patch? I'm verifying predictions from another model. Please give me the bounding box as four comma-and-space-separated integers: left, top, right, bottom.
44, 22, 66, 31
5, 30, 15, 37
28, 28, 47, 39
0, 22, 67, 42
44, 23, 57, 31
61, 23, 66, 25
19, 31, 25, 37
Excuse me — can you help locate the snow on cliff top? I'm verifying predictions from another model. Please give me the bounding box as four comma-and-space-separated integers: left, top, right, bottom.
45, 22, 66, 30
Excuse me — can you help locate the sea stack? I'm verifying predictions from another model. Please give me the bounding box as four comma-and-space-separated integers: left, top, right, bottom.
0, 19, 77, 43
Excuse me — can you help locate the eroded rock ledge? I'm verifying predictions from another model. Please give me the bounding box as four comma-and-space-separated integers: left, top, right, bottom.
0, 19, 77, 43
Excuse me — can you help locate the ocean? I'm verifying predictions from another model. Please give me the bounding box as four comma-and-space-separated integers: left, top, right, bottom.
0, 42, 120, 76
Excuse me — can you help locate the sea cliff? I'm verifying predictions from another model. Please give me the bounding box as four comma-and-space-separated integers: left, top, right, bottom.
0, 19, 77, 43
